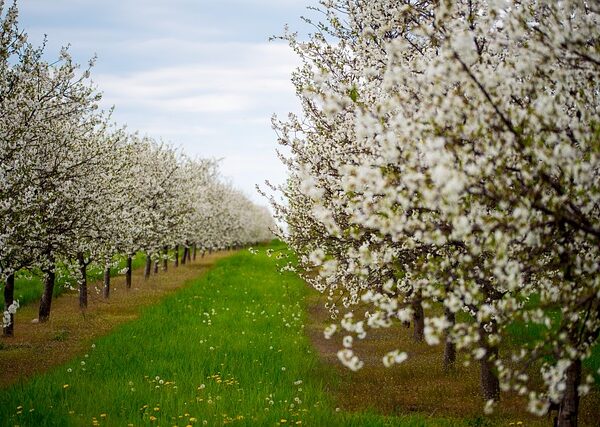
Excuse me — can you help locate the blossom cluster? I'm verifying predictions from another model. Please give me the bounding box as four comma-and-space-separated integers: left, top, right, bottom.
271, 0, 599, 422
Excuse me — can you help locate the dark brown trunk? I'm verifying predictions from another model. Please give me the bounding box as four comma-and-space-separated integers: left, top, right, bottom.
181, 246, 187, 265
125, 256, 132, 289
77, 252, 88, 309
443, 307, 456, 371
478, 323, 500, 401
144, 253, 151, 280
38, 263, 56, 322
174, 245, 179, 267
187, 245, 192, 262
557, 359, 581, 427
202, 250, 206, 258
163, 246, 168, 272
192, 244, 197, 261
3, 273, 15, 336
103, 264, 110, 299
412, 292, 424, 342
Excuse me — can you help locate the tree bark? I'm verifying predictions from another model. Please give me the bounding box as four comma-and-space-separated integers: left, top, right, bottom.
478, 323, 500, 401
153, 258, 159, 274
77, 252, 88, 308
125, 256, 132, 289
103, 264, 111, 299
174, 245, 179, 267
144, 253, 151, 280
38, 262, 56, 322
3, 273, 15, 336
443, 307, 456, 371
181, 246, 187, 265
192, 244, 197, 261
557, 359, 581, 427
412, 292, 424, 342
163, 246, 168, 272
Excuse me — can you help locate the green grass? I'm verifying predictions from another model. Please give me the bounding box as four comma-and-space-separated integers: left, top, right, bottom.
0, 242, 460, 426
1, 253, 148, 308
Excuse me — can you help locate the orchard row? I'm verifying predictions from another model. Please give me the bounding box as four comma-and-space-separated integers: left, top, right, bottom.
270, 2, 599, 426
0, 3, 274, 332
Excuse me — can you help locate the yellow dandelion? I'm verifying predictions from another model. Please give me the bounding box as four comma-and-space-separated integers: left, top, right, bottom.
189, 417, 197, 422
154, 407, 160, 412
63, 384, 69, 389
280, 420, 287, 424
100, 413, 107, 418
150, 415, 157, 422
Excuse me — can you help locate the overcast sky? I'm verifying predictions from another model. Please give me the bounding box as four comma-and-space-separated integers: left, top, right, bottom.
18, 0, 315, 204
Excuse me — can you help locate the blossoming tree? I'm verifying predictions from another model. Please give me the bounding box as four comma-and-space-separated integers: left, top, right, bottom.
273, 1, 599, 425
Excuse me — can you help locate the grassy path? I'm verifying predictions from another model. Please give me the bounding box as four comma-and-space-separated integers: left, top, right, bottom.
0, 242, 457, 427
0, 250, 235, 389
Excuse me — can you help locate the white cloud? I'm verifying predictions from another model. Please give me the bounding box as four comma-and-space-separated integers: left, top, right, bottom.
94, 42, 299, 115
18, 2, 306, 204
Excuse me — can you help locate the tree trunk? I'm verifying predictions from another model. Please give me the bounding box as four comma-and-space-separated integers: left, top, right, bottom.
412, 292, 424, 342
77, 252, 88, 309
174, 245, 179, 267
187, 245, 192, 262
125, 256, 132, 289
153, 258, 159, 274
193, 244, 197, 261
557, 359, 581, 427
163, 246, 168, 272
443, 308, 456, 371
181, 246, 187, 265
38, 263, 56, 322
202, 250, 206, 258
103, 264, 110, 299
3, 273, 15, 336
478, 323, 500, 401
144, 253, 151, 280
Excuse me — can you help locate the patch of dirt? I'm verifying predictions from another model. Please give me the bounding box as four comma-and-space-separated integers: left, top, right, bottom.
305, 292, 600, 426
0, 251, 234, 388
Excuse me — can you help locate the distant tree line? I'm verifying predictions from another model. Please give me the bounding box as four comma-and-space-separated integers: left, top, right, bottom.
1, 2, 275, 334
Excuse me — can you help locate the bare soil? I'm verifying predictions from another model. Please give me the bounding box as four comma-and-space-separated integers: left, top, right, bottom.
306, 292, 600, 426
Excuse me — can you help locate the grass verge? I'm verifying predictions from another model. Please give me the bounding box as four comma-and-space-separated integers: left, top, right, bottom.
1, 253, 148, 308
0, 242, 458, 426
